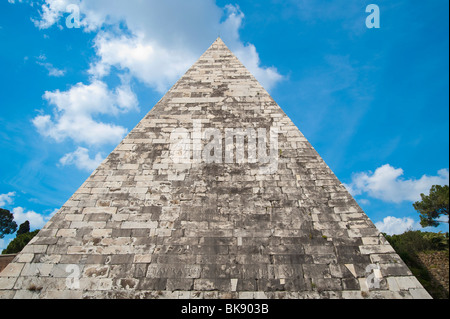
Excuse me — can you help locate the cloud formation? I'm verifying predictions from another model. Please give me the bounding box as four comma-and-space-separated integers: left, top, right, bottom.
0, 192, 16, 207
32, 0, 283, 91
32, 80, 137, 146
36, 55, 66, 77
60, 147, 104, 172
12, 207, 56, 230
344, 164, 449, 203
1, 192, 57, 231
89, 32, 195, 93
375, 216, 419, 235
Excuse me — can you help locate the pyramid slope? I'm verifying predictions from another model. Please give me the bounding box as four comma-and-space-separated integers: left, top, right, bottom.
0, 38, 430, 299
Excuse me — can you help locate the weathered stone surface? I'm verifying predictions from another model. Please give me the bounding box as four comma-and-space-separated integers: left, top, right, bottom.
0, 38, 430, 299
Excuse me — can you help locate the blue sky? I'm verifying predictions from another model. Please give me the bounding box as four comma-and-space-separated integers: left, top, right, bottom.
0, 0, 448, 250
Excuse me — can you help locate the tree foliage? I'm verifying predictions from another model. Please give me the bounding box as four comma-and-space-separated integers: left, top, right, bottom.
413, 185, 449, 228
384, 230, 448, 255
2, 230, 39, 255
17, 221, 30, 236
383, 230, 449, 299
0, 208, 18, 239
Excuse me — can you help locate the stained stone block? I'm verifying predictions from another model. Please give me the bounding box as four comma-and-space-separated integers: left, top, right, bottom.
313, 278, 343, 292
257, 279, 286, 292
146, 264, 202, 279
121, 221, 158, 229
370, 253, 404, 264
80, 278, 113, 291
194, 279, 231, 291
110, 254, 135, 265
342, 278, 360, 290
0, 264, 24, 277
359, 245, 396, 255
83, 207, 117, 214
21, 245, 48, 254
115, 278, 139, 290
21, 263, 53, 277
380, 263, 413, 277
394, 276, 423, 290
166, 279, 194, 291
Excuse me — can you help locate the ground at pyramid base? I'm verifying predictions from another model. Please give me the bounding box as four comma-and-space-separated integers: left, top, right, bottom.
0, 38, 431, 299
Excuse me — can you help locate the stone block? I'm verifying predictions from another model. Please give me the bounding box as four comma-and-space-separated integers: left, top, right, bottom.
56, 229, 77, 237
21, 263, 53, 277
166, 279, 194, 291
83, 207, 117, 214
409, 288, 432, 299
0, 263, 24, 277
80, 278, 113, 291
394, 276, 423, 290
0, 277, 17, 290
359, 245, 396, 255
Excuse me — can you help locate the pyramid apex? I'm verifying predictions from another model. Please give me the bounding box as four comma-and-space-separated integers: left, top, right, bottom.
201, 37, 234, 59
213, 36, 226, 45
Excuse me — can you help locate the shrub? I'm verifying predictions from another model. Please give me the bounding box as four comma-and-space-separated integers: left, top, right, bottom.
384, 230, 449, 255
383, 230, 449, 299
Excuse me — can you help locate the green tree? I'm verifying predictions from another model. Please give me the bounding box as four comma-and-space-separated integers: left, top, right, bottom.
17, 220, 30, 236
383, 230, 449, 299
0, 208, 18, 239
413, 185, 449, 228
2, 230, 39, 255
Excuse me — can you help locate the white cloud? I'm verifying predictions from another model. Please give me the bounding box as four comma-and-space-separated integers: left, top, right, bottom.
357, 198, 370, 205
344, 164, 449, 203
37, 61, 66, 77
0, 192, 16, 207
12, 207, 52, 230
233, 42, 284, 91
1, 193, 56, 234
32, 0, 72, 29
375, 216, 419, 235
33, 80, 137, 146
43, 63, 66, 77
60, 147, 104, 172
89, 32, 194, 93
219, 5, 284, 90
343, 182, 361, 197
36, 54, 66, 77
32, 0, 283, 92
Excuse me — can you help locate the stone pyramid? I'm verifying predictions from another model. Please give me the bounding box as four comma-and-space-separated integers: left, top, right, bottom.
0, 38, 431, 299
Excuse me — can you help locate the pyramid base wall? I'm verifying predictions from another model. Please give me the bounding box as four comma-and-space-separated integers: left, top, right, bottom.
0, 288, 431, 300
